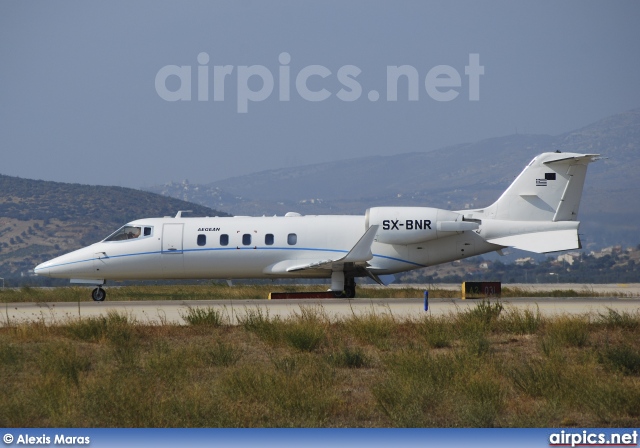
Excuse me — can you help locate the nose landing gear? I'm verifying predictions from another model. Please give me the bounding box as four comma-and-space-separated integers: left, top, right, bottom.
91, 287, 106, 302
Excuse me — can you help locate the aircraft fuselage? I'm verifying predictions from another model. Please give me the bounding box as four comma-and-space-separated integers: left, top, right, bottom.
34, 214, 496, 282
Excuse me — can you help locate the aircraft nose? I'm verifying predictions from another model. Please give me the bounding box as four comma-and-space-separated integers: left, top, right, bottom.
34, 262, 51, 277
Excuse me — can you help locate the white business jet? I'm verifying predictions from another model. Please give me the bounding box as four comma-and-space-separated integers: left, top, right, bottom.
34, 152, 599, 301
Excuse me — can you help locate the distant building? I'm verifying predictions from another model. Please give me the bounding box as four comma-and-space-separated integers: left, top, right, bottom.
591, 246, 622, 258
557, 252, 580, 266
515, 257, 535, 265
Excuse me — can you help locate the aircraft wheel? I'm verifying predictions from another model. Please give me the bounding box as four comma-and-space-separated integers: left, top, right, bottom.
92, 287, 106, 302
332, 286, 356, 299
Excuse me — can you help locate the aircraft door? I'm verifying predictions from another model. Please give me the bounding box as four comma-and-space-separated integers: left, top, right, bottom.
162, 224, 184, 253
162, 223, 184, 276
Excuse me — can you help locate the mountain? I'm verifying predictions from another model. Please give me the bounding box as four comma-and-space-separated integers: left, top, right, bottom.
146, 108, 640, 249
0, 176, 228, 280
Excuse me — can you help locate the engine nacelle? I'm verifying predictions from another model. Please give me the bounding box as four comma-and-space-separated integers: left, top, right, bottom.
366, 207, 471, 245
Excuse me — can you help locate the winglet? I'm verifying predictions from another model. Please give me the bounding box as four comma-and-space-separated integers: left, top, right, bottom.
342, 225, 379, 263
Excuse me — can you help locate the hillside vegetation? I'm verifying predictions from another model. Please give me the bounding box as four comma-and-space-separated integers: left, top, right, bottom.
0, 175, 227, 279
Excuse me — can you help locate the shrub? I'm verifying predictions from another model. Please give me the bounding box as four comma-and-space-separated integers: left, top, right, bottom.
40, 343, 91, 386
328, 346, 370, 368
599, 344, 640, 375
468, 300, 504, 325
500, 307, 542, 335
342, 310, 395, 348
455, 300, 504, 337
283, 321, 326, 352
373, 350, 458, 426
237, 307, 282, 344
544, 316, 590, 347
597, 309, 640, 331
457, 374, 506, 427
417, 315, 453, 348
180, 306, 226, 327
205, 341, 242, 367
508, 357, 565, 398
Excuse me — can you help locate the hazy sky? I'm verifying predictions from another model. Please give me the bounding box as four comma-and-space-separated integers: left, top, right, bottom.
1, 1, 639, 188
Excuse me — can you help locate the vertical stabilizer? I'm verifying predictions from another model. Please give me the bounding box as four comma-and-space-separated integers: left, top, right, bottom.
484, 152, 599, 222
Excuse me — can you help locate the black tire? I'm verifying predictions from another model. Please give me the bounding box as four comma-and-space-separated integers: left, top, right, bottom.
92, 287, 106, 302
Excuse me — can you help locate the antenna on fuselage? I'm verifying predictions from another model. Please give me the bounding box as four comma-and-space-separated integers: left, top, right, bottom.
175, 210, 192, 218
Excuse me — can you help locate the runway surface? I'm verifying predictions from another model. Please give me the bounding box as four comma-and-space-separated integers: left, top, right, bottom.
2, 296, 639, 325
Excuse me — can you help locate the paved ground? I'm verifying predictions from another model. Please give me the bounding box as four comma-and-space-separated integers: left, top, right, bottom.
2, 296, 639, 325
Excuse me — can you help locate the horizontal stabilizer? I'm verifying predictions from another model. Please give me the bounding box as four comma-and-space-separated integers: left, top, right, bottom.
487, 229, 580, 253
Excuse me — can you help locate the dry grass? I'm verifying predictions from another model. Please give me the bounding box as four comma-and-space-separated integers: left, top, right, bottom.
1, 305, 639, 427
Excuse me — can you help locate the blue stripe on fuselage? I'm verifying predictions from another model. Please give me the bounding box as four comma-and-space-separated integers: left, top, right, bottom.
41, 246, 426, 271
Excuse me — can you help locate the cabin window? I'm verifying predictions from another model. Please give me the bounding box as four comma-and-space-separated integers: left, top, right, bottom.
287, 233, 297, 245
104, 226, 142, 242
265, 234, 274, 245
197, 234, 206, 246
220, 234, 229, 246
144, 227, 152, 236
242, 234, 252, 246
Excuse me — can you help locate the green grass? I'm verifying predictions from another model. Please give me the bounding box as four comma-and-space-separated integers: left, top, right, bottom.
1, 283, 636, 303
1, 302, 640, 427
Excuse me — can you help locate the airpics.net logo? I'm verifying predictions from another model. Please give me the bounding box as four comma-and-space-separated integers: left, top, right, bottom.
154, 52, 484, 113
549, 430, 638, 448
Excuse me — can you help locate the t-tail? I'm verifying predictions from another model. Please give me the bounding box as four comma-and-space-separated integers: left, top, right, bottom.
465, 152, 600, 253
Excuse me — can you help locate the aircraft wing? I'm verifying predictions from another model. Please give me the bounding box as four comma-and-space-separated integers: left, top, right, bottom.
262, 225, 379, 274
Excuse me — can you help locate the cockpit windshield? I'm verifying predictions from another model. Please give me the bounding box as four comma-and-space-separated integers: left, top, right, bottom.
104, 226, 142, 242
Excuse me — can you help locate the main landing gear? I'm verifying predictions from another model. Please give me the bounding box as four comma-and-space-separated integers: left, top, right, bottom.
331, 271, 356, 298
91, 287, 106, 302
343, 277, 356, 298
